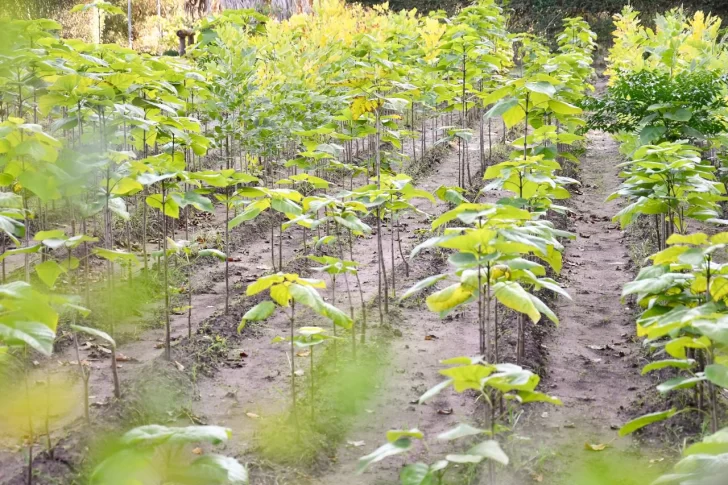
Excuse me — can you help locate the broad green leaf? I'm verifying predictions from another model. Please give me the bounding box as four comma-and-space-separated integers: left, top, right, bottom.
684, 428, 728, 456
0, 244, 42, 262
386, 429, 424, 443
146, 194, 180, 218
0, 321, 56, 356
525, 81, 556, 97
418, 379, 453, 404
666, 233, 707, 245
467, 440, 509, 465
663, 108, 692, 121
188, 454, 248, 485
198, 249, 226, 260
516, 390, 562, 405
357, 439, 413, 474
35, 260, 66, 288
238, 301, 276, 332
440, 364, 493, 392
657, 376, 705, 393
705, 364, 728, 389
502, 104, 526, 128
619, 409, 677, 436
493, 282, 540, 323
548, 99, 581, 115
120, 425, 232, 446
246, 274, 284, 296
426, 284, 472, 313
484, 98, 519, 119
228, 207, 263, 229
94, 248, 139, 264
437, 423, 485, 441
270, 284, 291, 307
400, 274, 448, 301
71, 324, 116, 348
400, 463, 431, 485
641, 359, 695, 375
34, 230, 65, 241
271, 197, 302, 216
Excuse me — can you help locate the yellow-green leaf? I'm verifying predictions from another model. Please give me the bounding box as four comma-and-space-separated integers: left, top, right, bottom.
493, 281, 540, 323
666, 233, 707, 246
426, 284, 472, 313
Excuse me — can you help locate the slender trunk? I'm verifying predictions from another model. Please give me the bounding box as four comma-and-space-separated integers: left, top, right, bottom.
290, 302, 298, 433
125, 221, 132, 285
24, 351, 33, 485
488, 117, 492, 164
163, 185, 171, 360
225, 196, 230, 314
270, 222, 276, 271
73, 331, 90, 425
278, 219, 283, 271
356, 271, 366, 344
377, 208, 388, 316
709, 349, 719, 434
310, 346, 315, 423
494, 300, 499, 363
397, 220, 408, 277
188, 260, 193, 339
517, 313, 524, 365
82, 218, 90, 307
44, 372, 51, 456
127, 0, 132, 48
110, 271, 121, 398
478, 262, 484, 355
332, 275, 337, 367
390, 204, 396, 299
411, 103, 416, 163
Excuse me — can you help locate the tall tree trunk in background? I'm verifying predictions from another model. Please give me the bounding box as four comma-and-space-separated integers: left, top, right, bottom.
127, 0, 132, 48
157, 0, 162, 50
206, 0, 211, 15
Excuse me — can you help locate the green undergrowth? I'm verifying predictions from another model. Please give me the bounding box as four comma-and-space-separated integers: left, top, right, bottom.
547, 445, 669, 485
254, 313, 396, 467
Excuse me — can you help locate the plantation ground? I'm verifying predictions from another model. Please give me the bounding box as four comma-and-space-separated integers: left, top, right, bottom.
0, 117, 676, 484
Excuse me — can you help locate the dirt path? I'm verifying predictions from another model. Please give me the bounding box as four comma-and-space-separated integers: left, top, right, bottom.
190, 131, 497, 476
314, 131, 669, 485
504, 131, 667, 484
310, 142, 486, 485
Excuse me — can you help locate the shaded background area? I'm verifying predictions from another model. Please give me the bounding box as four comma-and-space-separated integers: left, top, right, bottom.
3, 0, 728, 51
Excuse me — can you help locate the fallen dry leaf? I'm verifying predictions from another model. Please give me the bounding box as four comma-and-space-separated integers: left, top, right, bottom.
296, 350, 311, 357
174, 361, 185, 371
245, 412, 259, 419
192, 447, 203, 455
532, 474, 543, 482
437, 408, 454, 415
347, 440, 365, 448
424, 334, 438, 341
585, 443, 608, 451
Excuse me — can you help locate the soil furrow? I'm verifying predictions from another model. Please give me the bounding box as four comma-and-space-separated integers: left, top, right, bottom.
504, 131, 665, 484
